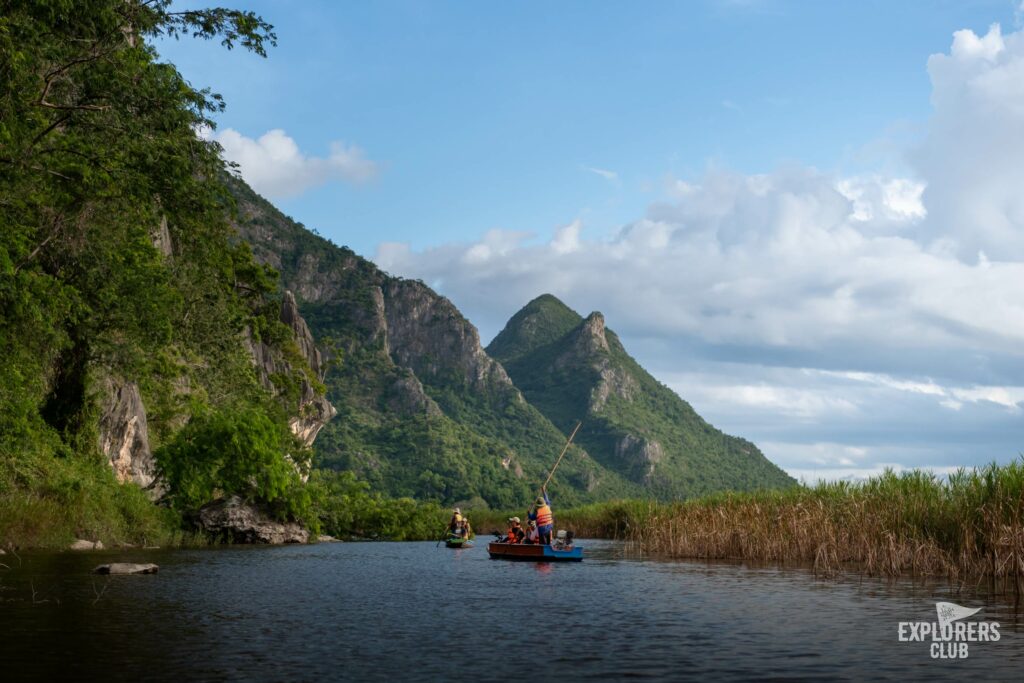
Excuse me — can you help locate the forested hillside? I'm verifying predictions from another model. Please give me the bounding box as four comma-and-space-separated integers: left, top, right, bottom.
488, 295, 797, 498
231, 180, 641, 508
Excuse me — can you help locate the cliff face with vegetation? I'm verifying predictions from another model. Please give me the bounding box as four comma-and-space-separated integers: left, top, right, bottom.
232, 181, 796, 505
231, 180, 636, 508
0, 1, 327, 546
488, 295, 797, 498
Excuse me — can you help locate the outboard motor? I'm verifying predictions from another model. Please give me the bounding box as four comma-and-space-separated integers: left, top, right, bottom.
553, 529, 570, 549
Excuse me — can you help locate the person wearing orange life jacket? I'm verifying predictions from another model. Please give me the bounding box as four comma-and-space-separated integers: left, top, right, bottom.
504, 517, 525, 544
528, 485, 554, 545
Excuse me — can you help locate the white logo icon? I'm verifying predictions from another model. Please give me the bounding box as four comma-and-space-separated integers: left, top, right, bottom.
935, 602, 982, 630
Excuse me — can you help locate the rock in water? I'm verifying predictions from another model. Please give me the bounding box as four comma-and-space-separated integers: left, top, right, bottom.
196, 496, 309, 544
70, 539, 104, 550
316, 535, 340, 543
94, 563, 159, 575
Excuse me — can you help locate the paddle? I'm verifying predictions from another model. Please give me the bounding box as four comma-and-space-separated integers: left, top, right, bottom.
541, 421, 582, 491
436, 524, 451, 547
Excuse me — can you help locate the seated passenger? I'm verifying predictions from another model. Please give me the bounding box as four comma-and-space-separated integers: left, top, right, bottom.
504, 516, 525, 544
525, 520, 540, 544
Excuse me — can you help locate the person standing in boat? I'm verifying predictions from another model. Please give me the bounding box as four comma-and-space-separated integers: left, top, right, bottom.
529, 486, 555, 545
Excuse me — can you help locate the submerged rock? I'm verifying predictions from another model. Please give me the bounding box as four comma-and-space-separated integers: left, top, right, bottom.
196, 496, 309, 544
70, 539, 104, 551
94, 563, 158, 575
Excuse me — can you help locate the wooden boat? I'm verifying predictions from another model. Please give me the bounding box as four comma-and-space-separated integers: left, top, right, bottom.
444, 535, 473, 549
487, 541, 583, 562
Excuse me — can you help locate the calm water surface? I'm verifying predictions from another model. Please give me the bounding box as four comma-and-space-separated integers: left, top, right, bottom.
1, 540, 1021, 681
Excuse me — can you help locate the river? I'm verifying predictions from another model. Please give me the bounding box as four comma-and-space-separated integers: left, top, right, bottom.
1, 539, 1021, 681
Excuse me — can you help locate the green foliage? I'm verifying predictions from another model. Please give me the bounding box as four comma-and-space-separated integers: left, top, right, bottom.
0, 1, 323, 546
0, 446, 185, 548
308, 469, 449, 541
486, 293, 583, 365
155, 405, 312, 520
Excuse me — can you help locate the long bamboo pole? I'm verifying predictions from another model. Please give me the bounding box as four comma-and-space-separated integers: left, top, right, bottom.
542, 421, 582, 490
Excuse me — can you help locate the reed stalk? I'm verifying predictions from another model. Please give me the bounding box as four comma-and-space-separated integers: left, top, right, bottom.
472, 460, 1024, 579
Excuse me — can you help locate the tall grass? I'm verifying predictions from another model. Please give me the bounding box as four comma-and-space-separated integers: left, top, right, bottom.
471, 461, 1024, 580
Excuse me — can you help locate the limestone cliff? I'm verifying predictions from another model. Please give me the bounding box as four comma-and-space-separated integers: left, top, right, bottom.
246, 290, 337, 447
97, 375, 158, 494
230, 178, 629, 507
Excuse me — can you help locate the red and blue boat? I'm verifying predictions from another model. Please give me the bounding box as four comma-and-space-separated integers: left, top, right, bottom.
487, 541, 583, 562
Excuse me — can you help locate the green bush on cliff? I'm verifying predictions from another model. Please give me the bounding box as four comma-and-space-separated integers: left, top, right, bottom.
156, 406, 313, 522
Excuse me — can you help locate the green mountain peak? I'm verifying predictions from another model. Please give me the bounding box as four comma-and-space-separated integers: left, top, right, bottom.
486, 293, 583, 365
491, 300, 797, 499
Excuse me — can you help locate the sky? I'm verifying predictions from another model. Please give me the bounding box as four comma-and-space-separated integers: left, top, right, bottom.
160, 0, 1024, 483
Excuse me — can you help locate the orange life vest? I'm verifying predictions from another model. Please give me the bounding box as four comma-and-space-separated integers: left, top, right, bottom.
506, 527, 519, 543
535, 504, 553, 527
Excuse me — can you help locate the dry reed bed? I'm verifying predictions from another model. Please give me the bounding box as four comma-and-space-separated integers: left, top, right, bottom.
556, 463, 1024, 580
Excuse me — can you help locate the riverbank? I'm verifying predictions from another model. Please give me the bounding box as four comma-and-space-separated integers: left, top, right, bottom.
0, 466, 451, 551
470, 461, 1024, 580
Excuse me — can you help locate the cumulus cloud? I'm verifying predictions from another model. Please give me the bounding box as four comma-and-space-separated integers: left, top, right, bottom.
914, 24, 1024, 259
206, 127, 379, 199
374, 23, 1024, 479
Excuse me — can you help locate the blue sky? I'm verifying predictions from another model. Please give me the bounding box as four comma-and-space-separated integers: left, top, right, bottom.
162, 0, 1016, 254
161, 1, 1024, 481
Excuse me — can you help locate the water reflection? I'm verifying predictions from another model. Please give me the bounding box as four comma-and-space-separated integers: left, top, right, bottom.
0, 540, 1020, 681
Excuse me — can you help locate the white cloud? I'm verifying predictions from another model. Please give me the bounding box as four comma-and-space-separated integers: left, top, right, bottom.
551, 220, 582, 255
582, 165, 619, 182
209, 128, 379, 199
373, 23, 1024, 479
914, 24, 1024, 259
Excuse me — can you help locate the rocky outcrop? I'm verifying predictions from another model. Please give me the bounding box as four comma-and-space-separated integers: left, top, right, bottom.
247, 290, 337, 447
387, 371, 442, 417
280, 291, 338, 445
615, 434, 664, 481
70, 539, 105, 550
97, 376, 159, 495
151, 215, 173, 257
383, 279, 521, 398
94, 563, 159, 575
196, 496, 309, 544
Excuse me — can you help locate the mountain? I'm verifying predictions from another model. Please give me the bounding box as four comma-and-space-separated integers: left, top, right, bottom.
230, 180, 642, 508
487, 294, 796, 498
